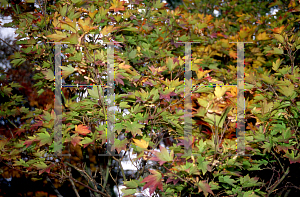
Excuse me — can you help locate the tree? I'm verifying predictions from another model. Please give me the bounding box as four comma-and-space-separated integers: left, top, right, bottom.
1, 0, 300, 196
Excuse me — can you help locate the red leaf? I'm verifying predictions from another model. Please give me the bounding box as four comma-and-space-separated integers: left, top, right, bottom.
115, 73, 125, 85
141, 169, 163, 195
39, 163, 55, 175
166, 177, 179, 185
16, 128, 25, 136
71, 135, 83, 147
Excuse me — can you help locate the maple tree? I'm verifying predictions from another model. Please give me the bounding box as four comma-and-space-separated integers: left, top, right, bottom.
1, 0, 300, 196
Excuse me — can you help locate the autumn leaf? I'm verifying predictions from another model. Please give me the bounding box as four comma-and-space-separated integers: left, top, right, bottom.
115, 73, 125, 85
198, 181, 214, 196
150, 145, 174, 165
133, 138, 149, 149
141, 169, 163, 195
270, 25, 285, 34
214, 86, 230, 99
70, 135, 83, 147
257, 32, 270, 40
101, 25, 118, 36
109, 0, 125, 12
73, 124, 91, 135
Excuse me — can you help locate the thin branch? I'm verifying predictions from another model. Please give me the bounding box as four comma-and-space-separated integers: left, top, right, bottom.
68, 172, 81, 197
46, 176, 64, 197
112, 156, 127, 182
0, 37, 19, 52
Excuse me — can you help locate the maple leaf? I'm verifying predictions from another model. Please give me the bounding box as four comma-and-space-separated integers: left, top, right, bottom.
23, 136, 38, 148
115, 139, 128, 153
123, 121, 144, 137
70, 135, 83, 147
150, 145, 174, 166
101, 25, 118, 36
39, 163, 55, 175
115, 73, 125, 85
198, 181, 214, 196
133, 138, 149, 149
166, 177, 179, 185
16, 128, 26, 136
109, 0, 125, 13
73, 124, 91, 135
141, 169, 163, 195
37, 132, 52, 146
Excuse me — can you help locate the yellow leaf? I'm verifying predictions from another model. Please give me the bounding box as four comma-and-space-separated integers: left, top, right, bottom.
133, 139, 149, 149
101, 25, 117, 36
257, 32, 270, 40
46, 31, 67, 41
239, 29, 248, 39
214, 86, 230, 99
88, 10, 98, 19
196, 69, 211, 79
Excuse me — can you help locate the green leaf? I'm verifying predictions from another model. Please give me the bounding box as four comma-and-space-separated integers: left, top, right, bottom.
88, 87, 102, 99
153, 0, 164, 8
129, 49, 137, 59
10, 82, 23, 88
114, 138, 128, 154
197, 23, 208, 29
219, 175, 236, 186
197, 156, 210, 175
37, 132, 52, 146
37, 89, 44, 97
62, 33, 79, 45
123, 121, 144, 137
81, 137, 93, 145
13, 159, 29, 167
119, 102, 130, 108
278, 84, 294, 97
121, 188, 136, 196
61, 65, 75, 78
150, 145, 174, 165
239, 174, 262, 188
243, 190, 260, 197
124, 179, 139, 188
33, 162, 48, 169
41, 69, 54, 81
274, 34, 284, 43
273, 48, 284, 54
11, 58, 26, 67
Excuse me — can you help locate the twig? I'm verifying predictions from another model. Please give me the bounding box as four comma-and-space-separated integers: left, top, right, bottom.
0, 37, 19, 52
112, 156, 127, 182
267, 167, 290, 196
46, 176, 64, 197
68, 172, 81, 197
102, 156, 112, 193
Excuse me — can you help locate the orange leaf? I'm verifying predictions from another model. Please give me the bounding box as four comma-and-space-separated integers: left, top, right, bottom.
270, 25, 285, 34
73, 124, 91, 135
109, 0, 125, 12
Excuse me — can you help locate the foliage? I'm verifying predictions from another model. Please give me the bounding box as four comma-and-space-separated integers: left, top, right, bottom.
1, 0, 300, 196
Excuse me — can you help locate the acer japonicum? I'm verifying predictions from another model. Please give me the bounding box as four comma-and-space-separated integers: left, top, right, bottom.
1, 0, 300, 196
